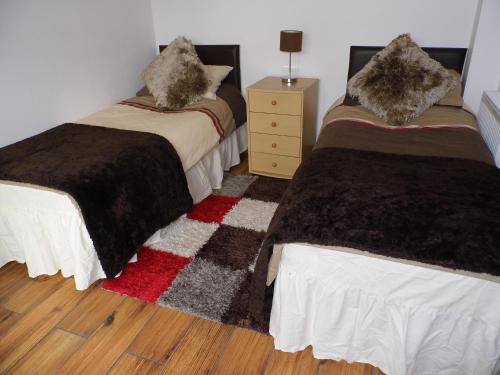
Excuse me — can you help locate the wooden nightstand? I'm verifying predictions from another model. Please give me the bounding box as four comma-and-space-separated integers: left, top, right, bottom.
247, 77, 319, 179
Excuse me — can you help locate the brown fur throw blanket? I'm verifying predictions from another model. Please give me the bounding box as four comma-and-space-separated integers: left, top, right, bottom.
250, 146, 500, 324
0, 123, 192, 277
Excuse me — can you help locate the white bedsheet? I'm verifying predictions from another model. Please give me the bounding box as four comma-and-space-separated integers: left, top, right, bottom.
270, 243, 500, 375
0, 125, 247, 290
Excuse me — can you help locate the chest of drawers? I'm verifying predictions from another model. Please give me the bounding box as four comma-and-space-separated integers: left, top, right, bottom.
246, 77, 319, 179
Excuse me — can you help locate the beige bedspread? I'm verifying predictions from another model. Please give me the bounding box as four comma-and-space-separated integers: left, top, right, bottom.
77, 95, 235, 171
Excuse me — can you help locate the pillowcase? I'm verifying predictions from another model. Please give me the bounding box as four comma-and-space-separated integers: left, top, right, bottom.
142, 36, 208, 110
136, 86, 150, 97
202, 65, 233, 100
346, 33, 456, 125
436, 69, 463, 107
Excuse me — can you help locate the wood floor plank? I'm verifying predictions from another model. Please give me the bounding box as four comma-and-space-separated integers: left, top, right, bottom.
211, 328, 274, 375
291, 347, 321, 375
264, 346, 319, 375
108, 353, 161, 375
0, 262, 30, 299
7, 328, 85, 374
0, 280, 88, 373
1, 272, 65, 314
128, 307, 195, 362
342, 361, 372, 375
0, 307, 22, 337
371, 367, 386, 375
229, 152, 249, 176
317, 359, 347, 375
58, 286, 125, 337
158, 318, 233, 375
318, 359, 373, 375
58, 298, 156, 374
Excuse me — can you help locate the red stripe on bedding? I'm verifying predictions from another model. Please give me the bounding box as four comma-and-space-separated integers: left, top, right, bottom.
325, 118, 479, 133
119, 101, 225, 142
195, 108, 225, 141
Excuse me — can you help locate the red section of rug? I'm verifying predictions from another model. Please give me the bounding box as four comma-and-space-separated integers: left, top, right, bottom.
102, 247, 191, 303
187, 195, 240, 223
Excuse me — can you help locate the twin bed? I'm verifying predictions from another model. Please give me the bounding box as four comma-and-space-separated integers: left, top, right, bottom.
250, 47, 500, 374
0, 45, 247, 290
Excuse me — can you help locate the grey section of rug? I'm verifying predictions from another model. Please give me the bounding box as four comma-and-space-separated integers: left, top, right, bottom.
213, 173, 257, 197
159, 257, 246, 321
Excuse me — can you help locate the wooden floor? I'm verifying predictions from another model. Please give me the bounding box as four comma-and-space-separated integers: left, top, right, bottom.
0, 155, 384, 374
0, 263, 384, 374
229, 151, 249, 176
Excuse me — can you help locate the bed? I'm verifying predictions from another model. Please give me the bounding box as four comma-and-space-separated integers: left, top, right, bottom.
250, 46, 500, 374
0, 45, 247, 290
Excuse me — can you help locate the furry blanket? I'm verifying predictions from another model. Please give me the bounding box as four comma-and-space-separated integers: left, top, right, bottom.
0, 123, 192, 277
250, 146, 500, 324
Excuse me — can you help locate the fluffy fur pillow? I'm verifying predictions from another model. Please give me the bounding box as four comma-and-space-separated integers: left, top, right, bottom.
343, 69, 463, 108
347, 34, 456, 125
142, 37, 208, 110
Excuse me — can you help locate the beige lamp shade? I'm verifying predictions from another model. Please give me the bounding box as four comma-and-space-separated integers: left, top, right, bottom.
280, 30, 302, 52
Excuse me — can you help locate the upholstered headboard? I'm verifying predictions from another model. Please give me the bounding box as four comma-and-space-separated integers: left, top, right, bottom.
159, 44, 241, 92
347, 46, 468, 81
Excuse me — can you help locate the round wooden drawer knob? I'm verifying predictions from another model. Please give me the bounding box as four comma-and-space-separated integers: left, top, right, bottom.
272, 162, 277, 167
271, 100, 277, 106
271, 143, 277, 148
271, 122, 277, 127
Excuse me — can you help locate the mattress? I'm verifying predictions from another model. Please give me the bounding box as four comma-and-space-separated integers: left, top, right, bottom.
0, 124, 247, 290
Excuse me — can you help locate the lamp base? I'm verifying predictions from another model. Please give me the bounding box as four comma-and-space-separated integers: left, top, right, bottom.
281, 77, 298, 85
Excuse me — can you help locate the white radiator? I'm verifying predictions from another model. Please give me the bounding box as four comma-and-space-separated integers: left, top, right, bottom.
477, 91, 500, 167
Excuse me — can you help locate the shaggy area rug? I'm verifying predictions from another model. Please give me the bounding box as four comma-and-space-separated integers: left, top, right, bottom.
102, 174, 288, 331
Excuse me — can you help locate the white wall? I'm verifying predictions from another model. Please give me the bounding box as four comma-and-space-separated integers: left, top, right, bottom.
151, 0, 478, 134
0, 0, 156, 147
463, 0, 500, 114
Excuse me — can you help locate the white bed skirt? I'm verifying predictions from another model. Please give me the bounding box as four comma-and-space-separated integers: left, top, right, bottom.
270, 243, 500, 375
186, 124, 247, 202
0, 125, 247, 290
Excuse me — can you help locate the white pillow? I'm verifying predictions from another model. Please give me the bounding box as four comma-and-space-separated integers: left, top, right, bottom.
202, 65, 233, 100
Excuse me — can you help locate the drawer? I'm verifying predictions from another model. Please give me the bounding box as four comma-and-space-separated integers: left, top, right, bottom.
249, 91, 302, 115
248, 112, 302, 137
251, 152, 300, 177
250, 133, 301, 157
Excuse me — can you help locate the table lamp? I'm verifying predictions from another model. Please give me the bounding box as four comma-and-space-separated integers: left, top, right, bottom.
280, 30, 303, 85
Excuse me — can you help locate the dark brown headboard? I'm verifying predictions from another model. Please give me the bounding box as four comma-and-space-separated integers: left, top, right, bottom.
347, 46, 468, 81
159, 44, 241, 92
